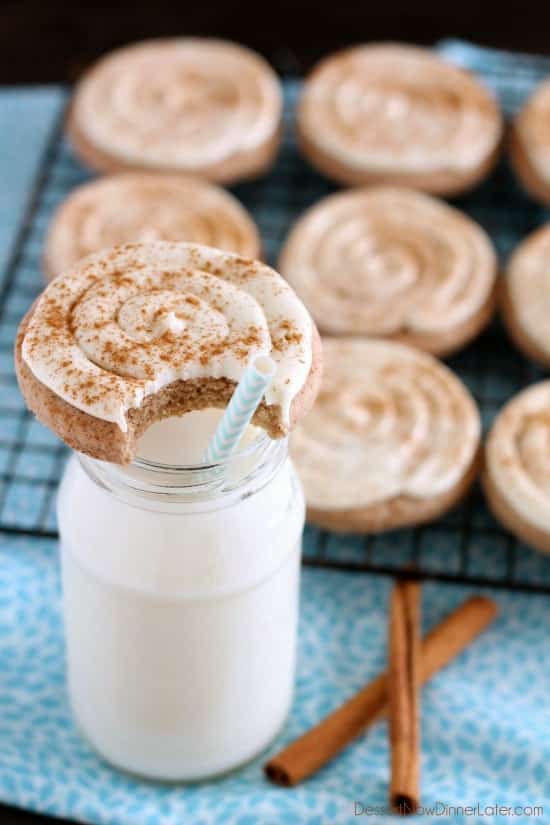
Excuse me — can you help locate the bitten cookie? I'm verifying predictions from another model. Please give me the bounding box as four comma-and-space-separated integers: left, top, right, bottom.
44, 173, 261, 281
297, 43, 503, 195
510, 80, 550, 205
484, 382, 550, 554
501, 224, 550, 368
291, 337, 480, 533
16, 242, 322, 464
68, 39, 282, 183
279, 187, 497, 357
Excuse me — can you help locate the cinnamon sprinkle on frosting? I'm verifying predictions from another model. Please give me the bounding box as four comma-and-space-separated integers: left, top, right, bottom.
22, 242, 313, 431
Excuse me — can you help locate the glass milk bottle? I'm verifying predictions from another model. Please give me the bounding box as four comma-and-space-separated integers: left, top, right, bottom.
56, 411, 304, 781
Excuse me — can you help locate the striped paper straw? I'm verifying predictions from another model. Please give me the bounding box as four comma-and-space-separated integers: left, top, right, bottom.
203, 355, 276, 464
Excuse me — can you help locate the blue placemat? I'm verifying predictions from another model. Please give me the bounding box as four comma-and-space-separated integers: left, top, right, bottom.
1, 535, 549, 825
0, 87, 64, 277
1, 40, 550, 825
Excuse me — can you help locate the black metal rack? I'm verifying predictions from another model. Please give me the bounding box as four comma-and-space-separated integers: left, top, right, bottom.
1, 80, 550, 594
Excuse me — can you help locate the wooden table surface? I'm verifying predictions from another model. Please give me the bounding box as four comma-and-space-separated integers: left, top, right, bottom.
2, 0, 550, 82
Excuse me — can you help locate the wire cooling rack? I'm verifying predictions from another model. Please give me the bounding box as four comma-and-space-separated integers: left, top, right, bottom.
2, 60, 550, 594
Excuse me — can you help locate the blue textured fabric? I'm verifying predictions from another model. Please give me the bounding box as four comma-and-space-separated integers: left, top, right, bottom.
0, 87, 65, 277
1, 535, 549, 825
1, 42, 550, 825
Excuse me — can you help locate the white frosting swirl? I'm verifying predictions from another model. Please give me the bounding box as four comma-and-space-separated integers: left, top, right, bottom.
299, 44, 502, 175
291, 338, 480, 510
44, 173, 261, 279
506, 225, 550, 357
279, 187, 496, 337
486, 382, 550, 534
22, 242, 313, 431
515, 80, 550, 183
72, 39, 282, 171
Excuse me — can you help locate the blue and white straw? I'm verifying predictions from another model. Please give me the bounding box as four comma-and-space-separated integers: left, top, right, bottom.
203, 355, 276, 464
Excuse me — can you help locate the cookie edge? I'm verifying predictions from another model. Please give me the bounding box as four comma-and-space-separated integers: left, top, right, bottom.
482, 464, 550, 555
509, 118, 550, 207
15, 305, 322, 464
67, 101, 282, 186
42, 172, 263, 282
305, 447, 481, 534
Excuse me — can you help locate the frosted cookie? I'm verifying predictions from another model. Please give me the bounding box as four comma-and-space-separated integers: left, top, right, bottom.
68, 39, 282, 183
510, 80, 550, 205
501, 225, 550, 368
279, 187, 497, 356
297, 44, 503, 195
291, 338, 480, 533
44, 173, 261, 281
16, 242, 322, 464
484, 382, 550, 554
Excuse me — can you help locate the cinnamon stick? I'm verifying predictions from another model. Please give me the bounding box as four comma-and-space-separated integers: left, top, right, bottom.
264, 595, 497, 787
388, 581, 421, 815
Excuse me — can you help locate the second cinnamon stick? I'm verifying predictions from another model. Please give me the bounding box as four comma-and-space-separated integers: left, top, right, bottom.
388, 580, 421, 815
264, 595, 498, 787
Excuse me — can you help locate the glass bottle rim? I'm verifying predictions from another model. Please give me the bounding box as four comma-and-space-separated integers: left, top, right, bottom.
77, 427, 288, 507
132, 424, 271, 473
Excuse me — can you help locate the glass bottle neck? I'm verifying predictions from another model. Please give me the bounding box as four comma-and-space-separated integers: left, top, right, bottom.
78, 432, 288, 508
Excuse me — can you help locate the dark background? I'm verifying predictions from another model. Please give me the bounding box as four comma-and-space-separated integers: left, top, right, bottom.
2, 0, 550, 83
0, 1, 546, 822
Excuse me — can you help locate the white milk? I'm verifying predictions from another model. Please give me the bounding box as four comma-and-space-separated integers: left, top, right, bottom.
57, 410, 305, 780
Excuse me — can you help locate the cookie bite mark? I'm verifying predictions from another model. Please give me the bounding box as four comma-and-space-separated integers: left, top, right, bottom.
17, 242, 321, 462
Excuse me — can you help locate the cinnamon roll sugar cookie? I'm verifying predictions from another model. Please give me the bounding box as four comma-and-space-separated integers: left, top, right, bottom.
510, 80, 550, 205
44, 173, 261, 281
16, 242, 322, 464
484, 382, 550, 554
297, 44, 503, 195
68, 39, 282, 183
501, 225, 550, 368
291, 338, 480, 533
279, 187, 497, 356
